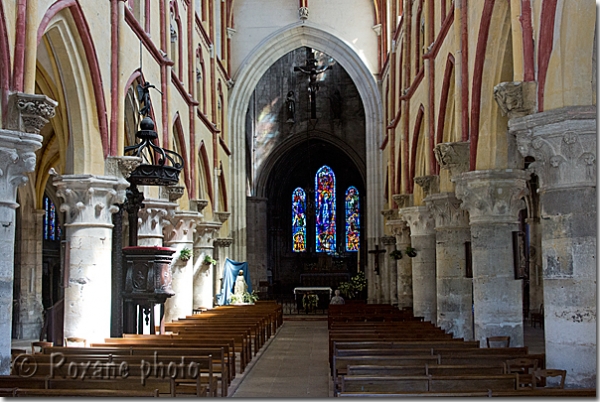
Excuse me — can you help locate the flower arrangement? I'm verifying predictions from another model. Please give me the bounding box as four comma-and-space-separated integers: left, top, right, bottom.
231, 290, 259, 304
338, 271, 367, 299
179, 247, 192, 261
389, 249, 403, 260
405, 246, 417, 257
302, 293, 319, 311
203, 255, 217, 265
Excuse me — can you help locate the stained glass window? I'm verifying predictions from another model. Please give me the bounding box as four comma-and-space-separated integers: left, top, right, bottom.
345, 186, 360, 251
292, 187, 307, 252
43, 195, 60, 241
315, 165, 336, 253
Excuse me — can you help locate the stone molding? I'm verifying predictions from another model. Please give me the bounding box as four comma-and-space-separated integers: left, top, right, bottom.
214, 237, 233, 248
381, 235, 396, 246
398, 206, 435, 236
513, 117, 596, 191
53, 174, 128, 227
381, 209, 396, 220
214, 211, 230, 223
425, 192, 469, 229
6, 92, 58, 134
0, 130, 42, 206
137, 198, 178, 240
164, 210, 201, 244
392, 194, 413, 209
453, 169, 529, 225
493, 81, 536, 119
433, 141, 470, 178
105, 156, 142, 182
195, 221, 222, 248
414, 175, 439, 198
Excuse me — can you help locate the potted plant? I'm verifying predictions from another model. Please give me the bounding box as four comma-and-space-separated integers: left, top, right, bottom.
203, 255, 217, 265
405, 246, 417, 258
243, 290, 259, 304
389, 249, 403, 260
338, 271, 367, 300
179, 247, 192, 262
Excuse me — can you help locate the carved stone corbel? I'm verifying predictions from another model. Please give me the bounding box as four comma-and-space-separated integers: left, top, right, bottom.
493, 81, 536, 119
6, 92, 58, 134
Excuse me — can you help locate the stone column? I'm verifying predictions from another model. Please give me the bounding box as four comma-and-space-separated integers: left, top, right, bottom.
426, 192, 473, 339
214, 238, 233, 297
137, 198, 177, 246
453, 169, 529, 347
0, 129, 43, 374
398, 206, 436, 323
512, 105, 596, 387
193, 221, 221, 309
387, 219, 412, 310
379, 235, 395, 305
163, 211, 200, 322
53, 174, 128, 344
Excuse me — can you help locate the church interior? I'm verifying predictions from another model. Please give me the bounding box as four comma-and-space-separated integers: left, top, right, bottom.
0, 0, 596, 395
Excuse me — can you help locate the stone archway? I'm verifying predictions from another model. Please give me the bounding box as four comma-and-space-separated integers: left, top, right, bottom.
228, 22, 384, 266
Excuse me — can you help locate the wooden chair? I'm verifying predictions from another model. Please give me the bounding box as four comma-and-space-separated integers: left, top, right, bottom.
530, 304, 544, 328
533, 369, 566, 389
506, 357, 539, 388
486, 336, 510, 348
65, 337, 87, 347
31, 341, 53, 353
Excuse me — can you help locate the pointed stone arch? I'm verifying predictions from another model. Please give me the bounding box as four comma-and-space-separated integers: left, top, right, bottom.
228, 21, 383, 261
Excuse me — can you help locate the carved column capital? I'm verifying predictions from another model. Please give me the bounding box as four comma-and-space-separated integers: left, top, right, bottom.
493, 81, 536, 119
164, 210, 200, 244
214, 211, 230, 224
381, 235, 396, 246
381, 209, 396, 221
194, 221, 222, 248
414, 175, 439, 198
105, 156, 142, 183
214, 237, 233, 248
453, 169, 529, 225
137, 198, 177, 243
53, 174, 128, 227
398, 206, 435, 236
0, 130, 42, 205
433, 141, 470, 179
511, 107, 597, 192
6, 92, 58, 134
387, 219, 411, 243
425, 192, 469, 229
392, 194, 413, 209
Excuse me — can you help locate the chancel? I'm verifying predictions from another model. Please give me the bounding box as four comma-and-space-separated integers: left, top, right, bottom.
1, 0, 595, 396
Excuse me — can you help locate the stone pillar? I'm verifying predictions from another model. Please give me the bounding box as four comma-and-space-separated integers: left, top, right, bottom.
53, 174, 128, 344
387, 219, 412, 310
137, 198, 177, 246
426, 192, 473, 339
214, 238, 233, 298
379, 235, 395, 305
453, 169, 529, 347
163, 211, 200, 322
0, 128, 43, 374
398, 206, 436, 323
512, 105, 596, 387
193, 221, 221, 309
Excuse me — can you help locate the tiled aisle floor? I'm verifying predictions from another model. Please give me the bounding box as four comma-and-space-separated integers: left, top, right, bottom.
231, 320, 331, 398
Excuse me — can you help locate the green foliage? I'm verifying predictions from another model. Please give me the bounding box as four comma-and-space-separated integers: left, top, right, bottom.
179, 247, 192, 261
389, 249, 403, 260
302, 293, 319, 310
203, 255, 217, 265
230, 290, 258, 304
405, 246, 417, 257
338, 271, 367, 299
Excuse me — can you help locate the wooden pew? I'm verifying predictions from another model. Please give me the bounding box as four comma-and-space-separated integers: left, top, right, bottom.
346, 364, 506, 377
11, 388, 160, 397
338, 388, 597, 397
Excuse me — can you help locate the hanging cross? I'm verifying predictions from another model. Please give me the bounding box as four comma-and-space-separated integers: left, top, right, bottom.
368, 244, 386, 275
294, 49, 331, 119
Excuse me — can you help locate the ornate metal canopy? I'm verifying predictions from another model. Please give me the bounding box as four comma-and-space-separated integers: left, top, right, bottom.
124, 116, 184, 186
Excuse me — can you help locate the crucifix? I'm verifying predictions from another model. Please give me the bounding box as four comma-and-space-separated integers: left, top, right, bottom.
294, 49, 332, 119
368, 244, 386, 275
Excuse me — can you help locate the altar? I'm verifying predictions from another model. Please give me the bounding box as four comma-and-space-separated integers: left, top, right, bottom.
293, 287, 332, 311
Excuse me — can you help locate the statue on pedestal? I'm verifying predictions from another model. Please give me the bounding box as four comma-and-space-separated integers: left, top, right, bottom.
233, 270, 248, 299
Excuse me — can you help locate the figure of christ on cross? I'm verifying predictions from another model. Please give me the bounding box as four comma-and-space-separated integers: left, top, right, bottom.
368, 244, 386, 275
294, 50, 332, 119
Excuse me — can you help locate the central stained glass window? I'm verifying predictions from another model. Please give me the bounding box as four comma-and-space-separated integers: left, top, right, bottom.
315, 165, 336, 253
